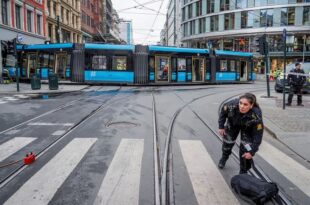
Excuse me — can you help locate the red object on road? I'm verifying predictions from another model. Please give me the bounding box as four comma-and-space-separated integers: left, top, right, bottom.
23, 152, 36, 165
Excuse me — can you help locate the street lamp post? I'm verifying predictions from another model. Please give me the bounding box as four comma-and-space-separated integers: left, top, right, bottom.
282, 29, 287, 110
56, 15, 60, 43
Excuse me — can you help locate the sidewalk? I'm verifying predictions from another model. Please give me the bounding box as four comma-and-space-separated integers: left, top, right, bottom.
0, 82, 89, 95
257, 91, 310, 162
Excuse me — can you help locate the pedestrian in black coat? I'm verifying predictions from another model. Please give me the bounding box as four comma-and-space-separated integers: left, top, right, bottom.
287, 62, 306, 106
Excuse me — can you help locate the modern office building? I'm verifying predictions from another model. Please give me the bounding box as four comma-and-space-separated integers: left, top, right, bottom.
180, 0, 310, 77
119, 19, 133, 44
167, 0, 182, 46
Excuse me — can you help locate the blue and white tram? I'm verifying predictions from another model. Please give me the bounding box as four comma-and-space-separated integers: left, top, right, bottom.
84, 44, 135, 83
17, 43, 74, 80
17, 43, 254, 84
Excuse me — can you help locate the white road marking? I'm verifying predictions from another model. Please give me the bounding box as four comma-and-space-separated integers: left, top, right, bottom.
179, 140, 239, 205
0, 100, 7, 104
3, 97, 18, 101
4, 138, 97, 205
259, 141, 310, 197
51, 130, 66, 136
27, 122, 74, 126
4, 129, 20, 135
94, 139, 144, 205
13, 95, 29, 99
0, 137, 36, 162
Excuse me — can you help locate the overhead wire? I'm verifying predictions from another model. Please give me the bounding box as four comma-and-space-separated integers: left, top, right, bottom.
143, 0, 167, 44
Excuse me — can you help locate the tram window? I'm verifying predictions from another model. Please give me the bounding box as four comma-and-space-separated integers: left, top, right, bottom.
220, 60, 227, 71
49, 54, 55, 69
112, 56, 127, 71
177, 58, 186, 71
149, 57, 155, 71
39, 54, 49, 67
230, 60, 236, 71
171, 58, 177, 72
92, 55, 107, 70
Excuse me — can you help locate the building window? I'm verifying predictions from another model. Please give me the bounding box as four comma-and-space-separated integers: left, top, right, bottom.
210, 15, 219, 31
288, 7, 295, 25
207, 0, 215, 14
1, 0, 8, 25
220, 0, 229, 11
48, 23, 53, 39
15, 5, 22, 29
267, 9, 273, 27
281, 8, 288, 26
199, 18, 206, 33
27, 10, 33, 32
37, 14, 42, 35
260, 10, 267, 27
236, 0, 247, 9
188, 4, 192, 19
224, 13, 235, 30
241, 11, 254, 28
196, 1, 201, 16
303, 7, 310, 25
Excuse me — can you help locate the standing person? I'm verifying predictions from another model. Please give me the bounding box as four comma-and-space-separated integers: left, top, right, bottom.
218, 93, 264, 174
287, 62, 306, 106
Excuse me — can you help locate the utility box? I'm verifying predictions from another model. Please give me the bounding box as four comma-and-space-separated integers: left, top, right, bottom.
30, 75, 41, 90
48, 73, 59, 90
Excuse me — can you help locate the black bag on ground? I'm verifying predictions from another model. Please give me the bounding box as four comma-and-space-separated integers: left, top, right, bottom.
231, 174, 279, 204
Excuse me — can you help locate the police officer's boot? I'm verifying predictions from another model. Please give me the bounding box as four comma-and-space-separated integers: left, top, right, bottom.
218, 156, 228, 169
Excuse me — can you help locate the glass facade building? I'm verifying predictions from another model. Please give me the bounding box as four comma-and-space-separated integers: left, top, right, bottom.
181, 0, 310, 76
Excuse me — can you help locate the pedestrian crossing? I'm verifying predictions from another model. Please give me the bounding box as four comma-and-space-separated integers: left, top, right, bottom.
0, 137, 309, 204
0, 95, 31, 105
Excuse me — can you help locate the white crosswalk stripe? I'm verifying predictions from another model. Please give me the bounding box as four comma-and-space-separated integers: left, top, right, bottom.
94, 139, 144, 205
258, 141, 310, 197
4, 129, 20, 135
4, 138, 97, 205
179, 140, 240, 205
0, 95, 31, 104
0, 137, 37, 162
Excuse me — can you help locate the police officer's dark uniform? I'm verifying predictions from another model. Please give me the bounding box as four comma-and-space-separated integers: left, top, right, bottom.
218, 99, 264, 174
287, 63, 306, 106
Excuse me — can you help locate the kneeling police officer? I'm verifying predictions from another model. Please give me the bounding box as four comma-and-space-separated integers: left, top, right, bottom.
218, 93, 264, 174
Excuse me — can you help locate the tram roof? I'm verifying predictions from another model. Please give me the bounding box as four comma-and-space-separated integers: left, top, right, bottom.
148, 46, 209, 54
215, 50, 253, 57
85, 44, 135, 51
17, 43, 74, 50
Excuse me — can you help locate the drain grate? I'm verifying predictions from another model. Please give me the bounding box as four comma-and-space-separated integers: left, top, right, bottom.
106, 121, 139, 128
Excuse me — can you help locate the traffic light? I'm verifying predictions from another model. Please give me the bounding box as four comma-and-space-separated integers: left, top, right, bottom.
7, 39, 17, 56
254, 35, 268, 55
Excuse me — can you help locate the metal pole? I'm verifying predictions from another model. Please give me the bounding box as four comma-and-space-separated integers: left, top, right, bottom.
13, 38, 20, 92
303, 35, 306, 63
282, 29, 287, 110
265, 53, 270, 97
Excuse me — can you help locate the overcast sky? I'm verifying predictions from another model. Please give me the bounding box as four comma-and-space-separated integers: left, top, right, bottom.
112, 0, 169, 45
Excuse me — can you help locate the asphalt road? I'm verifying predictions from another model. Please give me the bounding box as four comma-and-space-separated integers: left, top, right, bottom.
0, 83, 309, 205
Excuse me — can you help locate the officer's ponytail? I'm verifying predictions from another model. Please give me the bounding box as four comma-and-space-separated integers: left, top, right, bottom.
239, 93, 260, 109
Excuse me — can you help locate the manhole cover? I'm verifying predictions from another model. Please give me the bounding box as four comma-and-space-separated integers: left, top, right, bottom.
106, 121, 139, 128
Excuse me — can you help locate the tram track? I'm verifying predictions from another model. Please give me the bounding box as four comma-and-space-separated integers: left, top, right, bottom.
0, 86, 124, 188
155, 87, 291, 205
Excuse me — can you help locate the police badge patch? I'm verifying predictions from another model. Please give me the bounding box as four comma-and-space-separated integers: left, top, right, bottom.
257, 124, 263, 130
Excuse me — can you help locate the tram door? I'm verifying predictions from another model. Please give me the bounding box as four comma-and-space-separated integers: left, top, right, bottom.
55, 53, 67, 79
192, 57, 205, 82
27, 53, 37, 78
155, 56, 170, 82
240, 61, 248, 81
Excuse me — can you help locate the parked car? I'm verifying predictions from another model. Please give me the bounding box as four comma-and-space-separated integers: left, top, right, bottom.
274, 62, 310, 93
